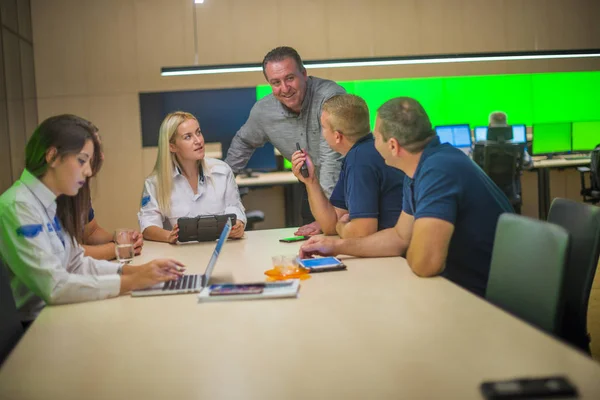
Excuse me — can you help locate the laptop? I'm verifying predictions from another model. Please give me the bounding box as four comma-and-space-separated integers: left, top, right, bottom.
131, 218, 232, 297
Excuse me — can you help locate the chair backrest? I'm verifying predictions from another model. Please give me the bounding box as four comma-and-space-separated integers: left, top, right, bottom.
486, 214, 570, 335
477, 143, 523, 203
548, 198, 600, 353
0, 259, 23, 366
590, 146, 600, 191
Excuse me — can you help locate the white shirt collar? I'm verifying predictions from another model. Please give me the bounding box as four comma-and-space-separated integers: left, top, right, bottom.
20, 169, 57, 210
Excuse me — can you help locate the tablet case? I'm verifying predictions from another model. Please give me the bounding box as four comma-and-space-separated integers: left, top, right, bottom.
178, 214, 236, 242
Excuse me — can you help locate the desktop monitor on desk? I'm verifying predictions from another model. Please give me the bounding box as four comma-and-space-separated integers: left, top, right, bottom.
474, 125, 526, 144
532, 122, 572, 156
245, 142, 277, 172
511, 125, 527, 144
435, 124, 472, 149
572, 121, 600, 152
474, 126, 488, 142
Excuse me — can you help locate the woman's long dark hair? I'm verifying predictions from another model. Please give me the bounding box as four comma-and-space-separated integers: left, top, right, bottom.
26, 115, 102, 243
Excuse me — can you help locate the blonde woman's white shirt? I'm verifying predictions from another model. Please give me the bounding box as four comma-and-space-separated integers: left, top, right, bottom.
138, 158, 247, 232
0, 169, 121, 322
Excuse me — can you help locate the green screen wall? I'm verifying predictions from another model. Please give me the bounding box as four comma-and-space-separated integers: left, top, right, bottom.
257, 71, 600, 129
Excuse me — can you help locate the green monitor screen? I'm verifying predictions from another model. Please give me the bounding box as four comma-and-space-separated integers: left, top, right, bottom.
532, 123, 572, 155
572, 121, 600, 152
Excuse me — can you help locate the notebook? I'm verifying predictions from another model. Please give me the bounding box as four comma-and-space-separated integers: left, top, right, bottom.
131, 218, 232, 297
197, 280, 301, 302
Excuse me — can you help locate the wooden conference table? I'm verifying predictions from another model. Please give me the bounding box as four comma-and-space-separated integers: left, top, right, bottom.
1, 228, 600, 399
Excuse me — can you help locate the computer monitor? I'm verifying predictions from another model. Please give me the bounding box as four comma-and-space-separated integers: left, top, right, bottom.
435, 126, 454, 145
453, 125, 472, 148
572, 121, 600, 152
532, 123, 572, 156
475, 125, 526, 144
245, 142, 277, 172
474, 126, 487, 142
435, 124, 472, 148
511, 124, 527, 144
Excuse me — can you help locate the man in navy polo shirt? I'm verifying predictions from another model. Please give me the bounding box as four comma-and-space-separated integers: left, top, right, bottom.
300, 97, 513, 296
291, 94, 404, 238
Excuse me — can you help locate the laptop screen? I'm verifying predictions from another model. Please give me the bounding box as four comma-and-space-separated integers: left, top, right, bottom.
203, 218, 232, 281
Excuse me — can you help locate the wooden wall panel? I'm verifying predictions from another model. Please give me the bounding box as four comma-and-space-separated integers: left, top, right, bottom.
83, 1, 138, 95
373, 0, 420, 57
278, 0, 328, 59
3, 29, 26, 181
194, 0, 235, 65
230, 0, 279, 63
0, 0, 17, 32
134, 0, 194, 92
36, 97, 91, 122
0, 26, 12, 193
326, 0, 375, 59
503, 0, 540, 51
6, 99, 26, 180
88, 95, 144, 231
31, 0, 87, 97
17, 0, 32, 41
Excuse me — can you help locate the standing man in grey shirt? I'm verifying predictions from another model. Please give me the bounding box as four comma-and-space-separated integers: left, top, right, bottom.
225, 46, 345, 235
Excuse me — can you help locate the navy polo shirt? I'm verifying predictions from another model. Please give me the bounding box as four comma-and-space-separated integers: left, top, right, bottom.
403, 136, 514, 296
329, 134, 405, 230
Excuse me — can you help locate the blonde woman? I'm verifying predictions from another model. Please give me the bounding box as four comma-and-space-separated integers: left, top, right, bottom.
139, 112, 246, 243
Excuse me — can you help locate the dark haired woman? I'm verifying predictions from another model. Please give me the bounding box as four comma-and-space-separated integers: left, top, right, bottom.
0, 114, 184, 323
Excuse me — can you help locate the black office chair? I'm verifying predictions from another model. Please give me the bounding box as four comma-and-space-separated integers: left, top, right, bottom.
0, 259, 23, 366
486, 214, 570, 335
578, 146, 600, 204
238, 186, 265, 231
548, 198, 600, 354
473, 142, 524, 213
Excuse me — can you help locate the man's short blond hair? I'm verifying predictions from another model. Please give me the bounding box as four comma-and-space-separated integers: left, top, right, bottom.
322, 94, 370, 141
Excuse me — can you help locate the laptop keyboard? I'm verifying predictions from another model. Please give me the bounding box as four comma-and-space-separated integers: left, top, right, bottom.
163, 274, 202, 291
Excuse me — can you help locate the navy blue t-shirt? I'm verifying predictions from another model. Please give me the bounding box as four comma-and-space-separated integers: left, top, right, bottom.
403, 136, 514, 296
329, 134, 405, 230
88, 206, 95, 223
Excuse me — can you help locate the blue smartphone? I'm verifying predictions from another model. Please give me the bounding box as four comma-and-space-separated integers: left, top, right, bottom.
298, 257, 347, 273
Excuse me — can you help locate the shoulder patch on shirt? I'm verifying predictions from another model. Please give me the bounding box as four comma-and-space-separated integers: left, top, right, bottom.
16, 224, 43, 238
141, 195, 151, 207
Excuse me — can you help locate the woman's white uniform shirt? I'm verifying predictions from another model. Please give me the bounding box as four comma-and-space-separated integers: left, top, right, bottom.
0, 170, 121, 321
138, 158, 246, 231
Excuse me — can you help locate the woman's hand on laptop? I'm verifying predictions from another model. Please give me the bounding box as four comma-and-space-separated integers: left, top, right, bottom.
229, 220, 245, 239
120, 259, 185, 293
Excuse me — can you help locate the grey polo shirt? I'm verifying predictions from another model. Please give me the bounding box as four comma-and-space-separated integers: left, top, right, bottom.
225, 76, 345, 197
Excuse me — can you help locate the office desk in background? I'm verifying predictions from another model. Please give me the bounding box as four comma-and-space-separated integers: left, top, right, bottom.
532, 157, 591, 219
1, 229, 600, 399
236, 171, 302, 227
